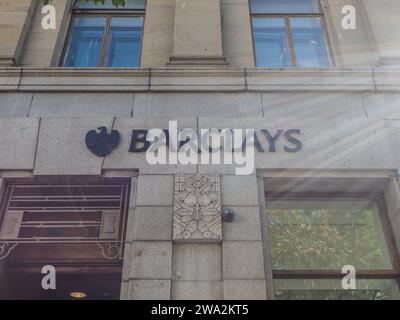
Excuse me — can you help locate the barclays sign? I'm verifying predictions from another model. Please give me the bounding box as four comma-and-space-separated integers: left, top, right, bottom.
85, 121, 302, 175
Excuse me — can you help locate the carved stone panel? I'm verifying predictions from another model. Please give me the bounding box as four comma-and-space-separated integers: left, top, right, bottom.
173, 174, 222, 242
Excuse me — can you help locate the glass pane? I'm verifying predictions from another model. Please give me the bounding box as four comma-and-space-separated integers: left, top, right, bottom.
274, 279, 400, 300
253, 17, 291, 67
250, 0, 320, 14
105, 17, 143, 67
266, 199, 393, 270
74, 0, 146, 9
62, 17, 106, 67
290, 17, 330, 67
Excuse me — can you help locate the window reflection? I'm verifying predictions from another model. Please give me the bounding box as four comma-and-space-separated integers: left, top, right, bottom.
250, 0, 320, 14
74, 0, 146, 9
267, 200, 392, 270
250, 0, 331, 67
105, 17, 144, 67
62, 17, 106, 67
253, 18, 291, 67
266, 195, 400, 300
62, 3, 144, 68
291, 17, 330, 67
274, 279, 400, 300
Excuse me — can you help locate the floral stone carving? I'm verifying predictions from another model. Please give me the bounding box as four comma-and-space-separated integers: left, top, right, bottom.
173, 174, 222, 242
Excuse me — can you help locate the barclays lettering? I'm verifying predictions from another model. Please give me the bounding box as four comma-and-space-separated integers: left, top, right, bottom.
128, 128, 302, 153
85, 122, 302, 175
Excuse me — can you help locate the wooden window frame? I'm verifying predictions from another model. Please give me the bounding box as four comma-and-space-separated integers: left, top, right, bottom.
249, 0, 334, 67
60, 1, 146, 67
265, 191, 400, 297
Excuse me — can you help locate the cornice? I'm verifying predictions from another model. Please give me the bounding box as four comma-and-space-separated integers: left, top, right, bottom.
0, 67, 399, 92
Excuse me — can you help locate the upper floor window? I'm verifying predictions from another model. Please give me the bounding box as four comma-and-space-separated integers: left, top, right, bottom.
250, 0, 332, 67
61, 0, 145, 67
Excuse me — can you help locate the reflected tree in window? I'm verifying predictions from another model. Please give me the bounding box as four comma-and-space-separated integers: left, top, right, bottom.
268, 201, 392, 270
266, 196, 400, 300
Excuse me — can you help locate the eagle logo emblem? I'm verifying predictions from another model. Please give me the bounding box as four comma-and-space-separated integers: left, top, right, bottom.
85, 127, 120, 157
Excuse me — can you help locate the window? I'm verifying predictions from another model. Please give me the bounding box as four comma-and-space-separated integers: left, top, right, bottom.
265, 192, 400, 300
250, 0, 332, 67
61, 0, 145, 67
0, 178, 131, 300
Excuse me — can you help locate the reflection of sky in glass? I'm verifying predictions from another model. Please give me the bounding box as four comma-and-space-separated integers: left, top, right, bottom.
291, 17, 330, 67
63, 16, 144, 67
63, 17, 106, 67
253, 18, 290, 67
253, 16, 331, 67
105, 17, 144, 67
250, 0, 320, 14
74, 0, 145, 9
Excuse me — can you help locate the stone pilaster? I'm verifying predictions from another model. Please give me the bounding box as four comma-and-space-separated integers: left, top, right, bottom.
169, 0, 227, 66
0, 0, 36, 66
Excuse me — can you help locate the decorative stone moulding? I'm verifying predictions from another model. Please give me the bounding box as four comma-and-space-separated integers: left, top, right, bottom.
0, 57, 16, 67
167, 56, 228, 66
173, 174, 222, 242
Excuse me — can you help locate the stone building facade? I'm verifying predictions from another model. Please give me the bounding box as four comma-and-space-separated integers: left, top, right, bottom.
0, 0, 399, 300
